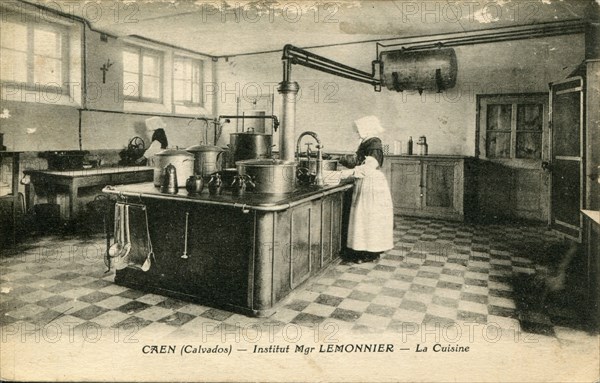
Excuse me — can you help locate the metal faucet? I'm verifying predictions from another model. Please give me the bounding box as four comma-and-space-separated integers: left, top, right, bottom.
296, 131, 324, 186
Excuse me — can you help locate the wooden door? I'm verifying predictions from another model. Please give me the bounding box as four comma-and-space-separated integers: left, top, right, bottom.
549, 77, 584, 241
477, 94, 549, 222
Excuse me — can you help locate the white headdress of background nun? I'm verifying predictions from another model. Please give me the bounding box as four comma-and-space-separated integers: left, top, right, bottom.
145, 116, 167, 132
353, 115, 384, 140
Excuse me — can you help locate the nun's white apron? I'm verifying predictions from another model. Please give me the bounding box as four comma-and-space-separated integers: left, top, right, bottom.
346, 156, 394, 252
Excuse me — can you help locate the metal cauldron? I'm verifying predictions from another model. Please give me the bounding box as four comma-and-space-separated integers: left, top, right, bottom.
229, 132, 273, 165
153, 149, 194, 186
236, 159, 296, 194
186, 145, 225, 178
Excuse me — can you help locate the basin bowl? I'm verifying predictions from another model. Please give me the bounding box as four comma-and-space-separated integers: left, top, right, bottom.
236, 159, 297, 194
298, 159, 338, 173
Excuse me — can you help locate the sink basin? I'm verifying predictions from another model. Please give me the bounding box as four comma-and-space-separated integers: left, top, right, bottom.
298, 159, 338, 173
236, 159, 297, 194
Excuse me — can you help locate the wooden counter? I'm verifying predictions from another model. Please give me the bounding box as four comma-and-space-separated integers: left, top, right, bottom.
24, 166, 153, 219
103, 182, 353, 317
383, 155, 477, 221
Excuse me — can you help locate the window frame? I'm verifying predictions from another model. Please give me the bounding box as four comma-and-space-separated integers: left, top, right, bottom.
172, 55, 204, 107
122, 44, 164, 104
477, 93, 549, 165
0, 14, 70, 95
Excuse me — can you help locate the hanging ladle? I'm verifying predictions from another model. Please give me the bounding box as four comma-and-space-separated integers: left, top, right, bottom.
181, 212, 189, 259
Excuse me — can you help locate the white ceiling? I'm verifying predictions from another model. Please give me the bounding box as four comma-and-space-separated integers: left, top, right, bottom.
59, 0, 598, 56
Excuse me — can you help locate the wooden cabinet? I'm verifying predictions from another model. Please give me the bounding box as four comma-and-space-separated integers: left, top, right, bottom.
384, 156, 476, 221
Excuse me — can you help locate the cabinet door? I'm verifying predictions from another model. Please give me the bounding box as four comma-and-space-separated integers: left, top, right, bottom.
422, 161, 462, 218
388, 159, 422, 214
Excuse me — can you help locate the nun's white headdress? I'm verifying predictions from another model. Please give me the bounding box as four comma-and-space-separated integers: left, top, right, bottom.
145, 116, 167, 132
353, 115, 384, 139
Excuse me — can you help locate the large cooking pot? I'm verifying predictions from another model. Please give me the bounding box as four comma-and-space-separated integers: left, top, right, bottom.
236, 159, 296, 194
230, 132, 273, 164
186, 145, 225, 177
153, 149, 194, 186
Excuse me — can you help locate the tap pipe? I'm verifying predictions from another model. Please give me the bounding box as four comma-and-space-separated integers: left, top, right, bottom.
295, 131, 321, 161
188, 117, 212, 144
282, 44, 380, 88
217, 115, 280, 132
296, 131, 324, 186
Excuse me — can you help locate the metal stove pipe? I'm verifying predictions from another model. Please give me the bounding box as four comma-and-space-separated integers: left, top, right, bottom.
277, 81, 300, 162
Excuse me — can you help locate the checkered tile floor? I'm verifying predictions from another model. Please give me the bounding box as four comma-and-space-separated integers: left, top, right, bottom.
0, 216, 596, 342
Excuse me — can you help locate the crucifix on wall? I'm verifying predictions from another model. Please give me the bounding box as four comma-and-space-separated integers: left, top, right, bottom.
100, 59, 113, 84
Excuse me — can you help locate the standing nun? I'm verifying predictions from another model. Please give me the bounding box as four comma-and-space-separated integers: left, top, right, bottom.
340, 116, 394, 263
136, 116, 169, 165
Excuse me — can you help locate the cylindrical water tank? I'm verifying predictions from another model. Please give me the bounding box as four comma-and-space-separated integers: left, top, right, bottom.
380, 48, 457, 93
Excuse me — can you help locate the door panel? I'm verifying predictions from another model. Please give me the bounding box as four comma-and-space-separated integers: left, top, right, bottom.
424, 162, 455, 209
513, 168, 544, 219
552, 160, 581, 228
550, 77, 584, 241
390, 161, 421, 212
552, 91, 581, 157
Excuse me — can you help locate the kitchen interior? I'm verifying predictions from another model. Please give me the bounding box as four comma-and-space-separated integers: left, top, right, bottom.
1, 0, 599, 376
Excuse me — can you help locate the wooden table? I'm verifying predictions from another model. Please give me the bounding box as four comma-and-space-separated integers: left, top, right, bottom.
24, 167, 153, 220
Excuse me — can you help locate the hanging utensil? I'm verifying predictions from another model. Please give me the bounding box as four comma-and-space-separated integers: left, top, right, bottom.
181, 212, 189, 259
123, 204, 132, 257
141, 206, 154, 272
108, 203, 122, 258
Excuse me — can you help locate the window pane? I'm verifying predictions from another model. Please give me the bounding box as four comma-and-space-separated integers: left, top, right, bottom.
142, 75, 160, 99
0, 49, 27, 82
517, 104, 543, 131
192, 83, 200, 104
123, 72, 139, 97
516, 132, 542, 159
123, 50, 139, 73
142, 54, 159, 76
487, 104, 512, 131
34, 28, 61, 58
173, 59, 185, 80
486, 132, 511, 158
174, 79, 185, 101
0, 22, 27, 51
174, 58, 190, 80
34, 56, 61, 84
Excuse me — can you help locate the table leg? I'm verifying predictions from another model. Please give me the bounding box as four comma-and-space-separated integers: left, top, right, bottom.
69, 183, 78, 221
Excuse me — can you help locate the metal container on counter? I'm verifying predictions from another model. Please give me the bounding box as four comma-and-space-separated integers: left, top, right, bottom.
153, 149, 194, 187
236, 159, 296, 194
229, 132, 273, 165
186, 145, 225, 178
298, 159, 338, 173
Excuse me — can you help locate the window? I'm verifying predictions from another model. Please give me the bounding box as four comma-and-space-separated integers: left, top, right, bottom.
123, 45, 163, 102
173, 56, 203, 106
478, 94, 547, 160
0, 17, 69, 92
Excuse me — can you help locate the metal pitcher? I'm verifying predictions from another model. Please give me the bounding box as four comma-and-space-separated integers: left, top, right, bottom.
160, 163, 179, 194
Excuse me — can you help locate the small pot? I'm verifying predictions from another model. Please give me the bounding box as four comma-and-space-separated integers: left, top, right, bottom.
153, 149, 194, 186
